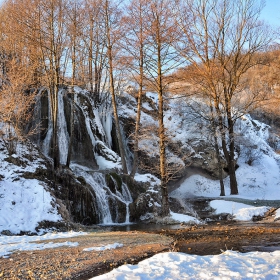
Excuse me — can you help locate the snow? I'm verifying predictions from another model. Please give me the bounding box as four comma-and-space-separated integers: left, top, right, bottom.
1, 89, 280, 278
210, 200, 270, 221
95, 141, 122, 170
91, 251, 280, 280
0, 179, 61, 234
170, 211, 200, 224
96, 154, 122, 170
83, 243, 123, 252
275, 208, 280, 221
134, 173, 161, 186
0, 231, 87, 258
0, 141, 62, 235
171, 155, 280, 200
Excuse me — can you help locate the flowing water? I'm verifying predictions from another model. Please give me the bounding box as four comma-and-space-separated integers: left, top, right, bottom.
40, 88, 133, 225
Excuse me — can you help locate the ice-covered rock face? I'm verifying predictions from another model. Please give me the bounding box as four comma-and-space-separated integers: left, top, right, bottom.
118, 91, 279, 181
117, 92, 228, 179
34, 89, 100, 169
27, 87, 134, 226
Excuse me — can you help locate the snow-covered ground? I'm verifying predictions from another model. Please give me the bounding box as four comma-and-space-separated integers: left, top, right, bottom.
170, 148, 280, 222
91, 250, 280, 279
83, 243, 123, 252
1, 90, 280, 278
210, 200, 270, 221
0, 141, 62, 235
0, 231, 87, 258
171, 157, 280, 200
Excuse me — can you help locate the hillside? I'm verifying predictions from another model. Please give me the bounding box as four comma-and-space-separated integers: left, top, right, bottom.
0, 86, 280, 235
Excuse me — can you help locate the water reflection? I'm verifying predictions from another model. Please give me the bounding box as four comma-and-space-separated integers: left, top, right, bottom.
98, 222, 182, 232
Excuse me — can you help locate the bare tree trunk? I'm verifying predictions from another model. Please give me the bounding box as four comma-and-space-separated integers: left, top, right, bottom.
66, 1, 78, 168
130, 76, 143, 178
214, 95, 238, 195
227, 112, 238, 194
130, 3, 145, 178
105, 0, 128, 174
66, 86, 74, 168
156, 20, 169, 217
89, 18, 94, 92
209, 100, 225, 196
52, 84, 60, 169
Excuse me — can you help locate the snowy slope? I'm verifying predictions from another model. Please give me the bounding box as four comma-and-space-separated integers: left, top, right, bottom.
171, 113, 280, 200
91, 250, 280, 280
0, 140, 62, 234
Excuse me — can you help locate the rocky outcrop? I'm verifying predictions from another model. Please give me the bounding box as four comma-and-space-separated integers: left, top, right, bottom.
118, 92, 229, 180
23, 165, 101, 225
63, 93, 98, 168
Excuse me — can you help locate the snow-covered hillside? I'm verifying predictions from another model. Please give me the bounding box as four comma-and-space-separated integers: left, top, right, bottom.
1, 88, 280, 235
119, 91, 280, 199
0, 140, 62, 234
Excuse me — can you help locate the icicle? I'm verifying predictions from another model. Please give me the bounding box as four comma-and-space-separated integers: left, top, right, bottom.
72, 166, 113, 224
42, 89, 53, 157
57, 89, 69, 165
104, 112, 113, 149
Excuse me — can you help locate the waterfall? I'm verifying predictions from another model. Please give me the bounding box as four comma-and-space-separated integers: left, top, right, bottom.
120, 124, 133, 172
39, 87, 133, 225
42, 89, 53, 157
122, 183, 133, 223
110, 176, 133, 224
57, 89, 69, 165
41, 88, 70, 163
86, 171, 113, 224
71, 165, 132, 224
99, 108, 113, 149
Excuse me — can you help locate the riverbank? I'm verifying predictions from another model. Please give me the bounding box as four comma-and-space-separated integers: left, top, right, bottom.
0, 231, 173, 279
1, 218, 280, 279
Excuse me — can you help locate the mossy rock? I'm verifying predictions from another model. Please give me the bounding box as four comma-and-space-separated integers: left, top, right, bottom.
110, 173, 122, 190
121, 175, 148, 200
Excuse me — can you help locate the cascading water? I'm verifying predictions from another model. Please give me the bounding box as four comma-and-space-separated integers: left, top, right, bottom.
42, 89, 53, 156
122, 182, 133, 224
40, 87, 133, 225
72, 165, 132, 224
79, 169, 113, 224
120, 124, 133, 172
109, 176, 133, 224
57, 89, 69, 165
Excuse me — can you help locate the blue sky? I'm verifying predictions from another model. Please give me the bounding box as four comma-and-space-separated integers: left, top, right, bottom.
260, 0, 279, 26
0, 0, 279, 26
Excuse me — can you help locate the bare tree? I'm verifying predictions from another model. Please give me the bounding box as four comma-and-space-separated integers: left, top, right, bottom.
103, 0, 128, 174
175, 0, 273, 194
65, 0, 84, 167
121, 0, 150, 178
143, 0, 180, 216
82, 0, 107, 104
0, 58, 37, 154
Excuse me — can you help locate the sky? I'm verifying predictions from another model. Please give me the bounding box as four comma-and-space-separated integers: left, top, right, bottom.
260, 0, 280, 26
0, 0, 279, 27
